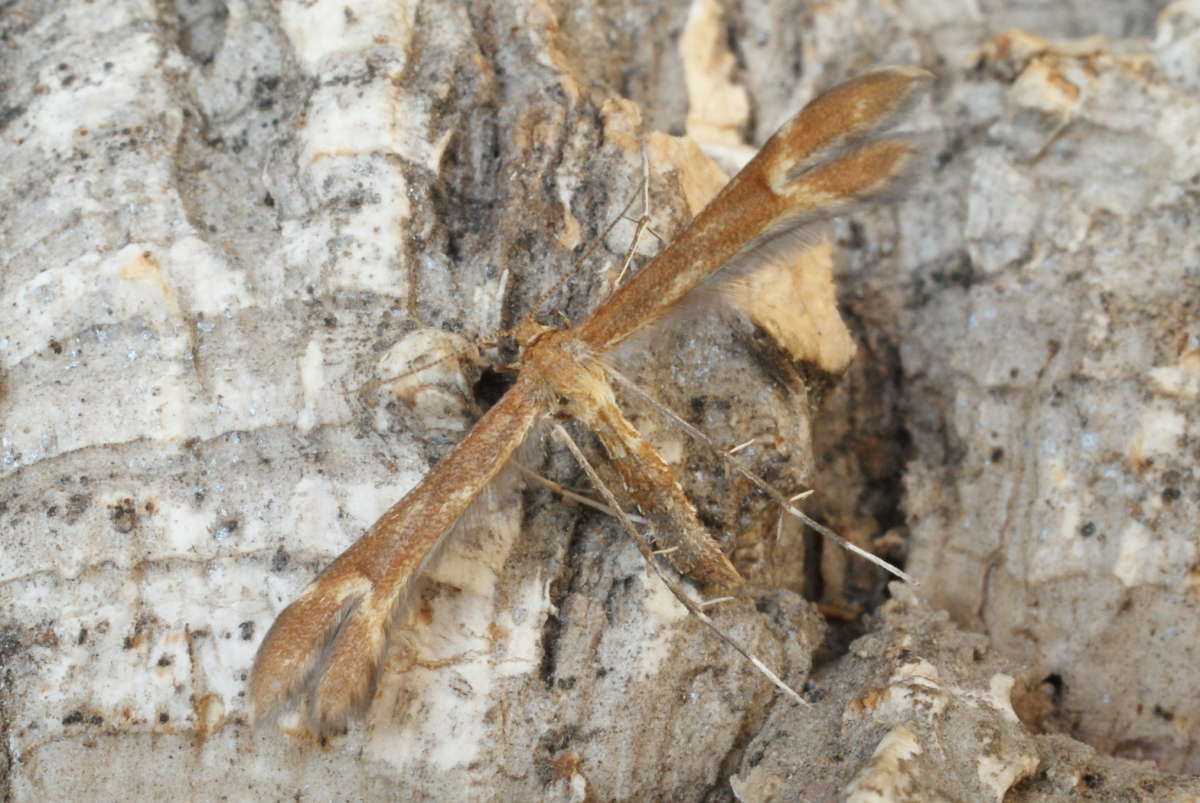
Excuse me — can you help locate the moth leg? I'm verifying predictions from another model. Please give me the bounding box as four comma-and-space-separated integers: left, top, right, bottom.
551, 423, 804, 705
580, 386, 744, 589
603, 362, 917, 585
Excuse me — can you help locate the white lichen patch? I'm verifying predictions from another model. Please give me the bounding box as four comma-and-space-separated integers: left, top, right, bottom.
279, 0, 417, 71
987, 674, 1021, 723
965, 152, 1040, 274
978, 750, 1039, 801
15, 31, 165, 154
1148, 358, 1200, 400
7, 559, 272, 752
493, 574, 550, 677
164, 237, 254, 315
634, 568, 692, 681
1112, 518, 1197, 588
282, 474, 359, 556
872, 659, 950, 721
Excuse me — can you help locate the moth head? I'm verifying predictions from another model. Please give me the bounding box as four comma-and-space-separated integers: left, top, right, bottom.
513, 317, 555, 350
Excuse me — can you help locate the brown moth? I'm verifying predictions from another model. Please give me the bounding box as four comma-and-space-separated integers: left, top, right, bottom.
251, 67, 933, 731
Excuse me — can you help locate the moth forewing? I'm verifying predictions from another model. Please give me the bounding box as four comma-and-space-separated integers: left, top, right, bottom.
576, 66, 932, 353
250, 379, 544, 726
759, 66, 932, 180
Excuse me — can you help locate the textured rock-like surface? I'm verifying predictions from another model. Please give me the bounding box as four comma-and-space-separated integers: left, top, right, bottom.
732, 586, 1042, 802
757, 0, 1200, 783
4, 0, 1199, 800
731, 586, 1200, 801
894, 18, 1200, 776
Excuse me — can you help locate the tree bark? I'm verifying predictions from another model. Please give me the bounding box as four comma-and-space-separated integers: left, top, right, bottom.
2, 0, 1197, 800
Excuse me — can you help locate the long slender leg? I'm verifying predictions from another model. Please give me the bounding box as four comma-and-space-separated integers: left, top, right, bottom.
551, 424, 804, 704
514, 462, 649, 524
575, 374, 744, 589
602, 362, 917, 585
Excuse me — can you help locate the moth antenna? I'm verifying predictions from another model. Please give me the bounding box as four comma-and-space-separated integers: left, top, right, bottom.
347, 337, 494, 398
527, 158, 650, 322
612, 148, 654, 289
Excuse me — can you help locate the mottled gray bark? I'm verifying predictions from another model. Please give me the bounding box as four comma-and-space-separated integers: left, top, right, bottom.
2, 0, 1197, 800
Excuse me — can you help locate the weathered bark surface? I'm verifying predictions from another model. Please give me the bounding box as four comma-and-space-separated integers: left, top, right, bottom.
2, 0, 1197, 800
893, 24, 1200, 778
